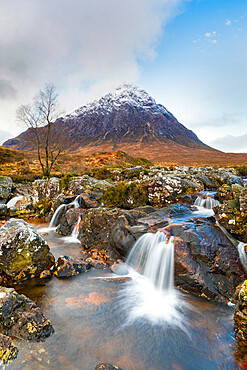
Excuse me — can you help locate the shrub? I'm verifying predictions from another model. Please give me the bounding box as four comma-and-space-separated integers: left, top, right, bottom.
101, 182, 149, 209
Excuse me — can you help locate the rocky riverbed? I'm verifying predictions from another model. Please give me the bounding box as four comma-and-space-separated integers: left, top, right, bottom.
0, 165, 247, 367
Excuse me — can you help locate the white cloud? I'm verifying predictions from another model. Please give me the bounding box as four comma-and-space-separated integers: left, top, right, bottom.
205, 32, 211, 38
209, 133, 247, 153
225, 19, 232, 26
0, 0, 184, 138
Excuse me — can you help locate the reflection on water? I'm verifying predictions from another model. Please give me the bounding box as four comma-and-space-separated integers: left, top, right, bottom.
7, 222, 239, 369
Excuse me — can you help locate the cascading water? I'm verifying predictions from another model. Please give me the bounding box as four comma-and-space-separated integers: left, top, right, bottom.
194, 196, 220, 209
49, 204, 67, 228
119, 231, 192, 328
238, 242, 247, 273
126, 231, 174, 292
6, 195, 23, 208
49, 195, 82, 229
63, 215, 81, 244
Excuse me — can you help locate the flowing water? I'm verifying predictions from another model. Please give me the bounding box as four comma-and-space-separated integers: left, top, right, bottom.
6, 218, 241, 369
6, 193, 245, 369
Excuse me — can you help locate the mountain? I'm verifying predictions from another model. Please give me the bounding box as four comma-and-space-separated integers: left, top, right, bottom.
4, 83, 213, 156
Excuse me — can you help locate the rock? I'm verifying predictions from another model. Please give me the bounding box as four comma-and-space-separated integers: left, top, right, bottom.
0, 176, 13, 204
0, 219, 55, 285
164, 218, 245, 302
57, 208, 84, 236
33, 178, 60, 203
95, 364, 123, 370
52, 256, 91, 278
77, 193, 99, 208
215, 184, 247, 242
0, 333, 18, 364
234, 280, 247, 342
110, 262, 129, 275
39, 270, 52, 279
67, 175, 112, 195
0, 287, 54, 341
0, 204, 8, 218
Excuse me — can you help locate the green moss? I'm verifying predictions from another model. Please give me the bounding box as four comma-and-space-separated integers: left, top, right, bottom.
59, 174, 75, 191
238, 165, 247, 177
34, 200, 52, 216
101, 182, 149, 209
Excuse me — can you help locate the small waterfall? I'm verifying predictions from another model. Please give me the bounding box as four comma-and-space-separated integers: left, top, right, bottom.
49, 195, 82, 229
49, 204, 67, 228
6, 195, 23, 208
194, 196, 220, 209
126, 231, 174, 292
62, 216, 82, 244
238, 242, 247, 273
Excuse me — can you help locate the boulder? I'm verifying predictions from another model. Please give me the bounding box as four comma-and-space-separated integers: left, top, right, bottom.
0, 176, 13, 204
57, 208, 84, 236
33, 178, 60, 203
234, 280, 247, 366
0, 333, 18, 364
52, 256, 91, 278
164, 217, 245, 302
0, 287, 54, 341
0, 219, 55, 285
67, 175, 112, 195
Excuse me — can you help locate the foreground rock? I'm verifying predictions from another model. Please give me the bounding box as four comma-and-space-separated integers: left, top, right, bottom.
0, 219, 55, 285
0, 333, 18, 364
0, 287, 54, 341
164, 218, 245, 302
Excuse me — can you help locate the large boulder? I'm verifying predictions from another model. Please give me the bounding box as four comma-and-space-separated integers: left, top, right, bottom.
0, 287, 54, 341
57, 208, 84, 236
164, 217, 245, 302
0, 176, 13, 204
0, 219, 55, 285
234, 280, 247, 366
67, 175, 112, 195
52, 256, 91, 278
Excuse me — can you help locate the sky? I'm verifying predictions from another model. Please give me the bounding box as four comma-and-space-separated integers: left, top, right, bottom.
0, 0, 246, 152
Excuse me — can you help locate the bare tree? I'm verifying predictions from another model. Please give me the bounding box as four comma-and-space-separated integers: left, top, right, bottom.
17, 83, 68, 178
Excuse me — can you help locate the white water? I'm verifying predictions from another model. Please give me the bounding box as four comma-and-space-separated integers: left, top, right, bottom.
194, 196, 220, 210
238, 242, 247, 273
6, 195, 23, 208
49, 204, 67, 228
48, 195, 82, 230
62, 215, 81, 244
120, 231, 192, 327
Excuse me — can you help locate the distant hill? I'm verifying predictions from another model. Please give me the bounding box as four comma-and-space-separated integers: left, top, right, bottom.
4, 83, 213, 154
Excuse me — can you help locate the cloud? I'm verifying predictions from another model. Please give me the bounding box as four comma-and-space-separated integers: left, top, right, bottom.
0, 0, 184, 136
0, 129, 13, 145
0, 80, 17, 100
209, 133, 247, 153
225, 19, 232, 26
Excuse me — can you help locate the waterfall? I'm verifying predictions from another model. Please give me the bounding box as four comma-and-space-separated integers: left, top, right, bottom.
49, 204, 67, 228
49, 195, 82, 229
238, 242, 247, 273
62, 215, 82, 244
194, 196, 220, 209
126, 231, 174, 292
6, 195, 23, 208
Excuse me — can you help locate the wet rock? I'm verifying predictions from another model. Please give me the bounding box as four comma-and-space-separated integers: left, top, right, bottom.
39, 270, 52, 279
234, 280, 247, 342
77, 193, 99, 208
95, 364, 123, 370
0, 287, 54, 341
0, 219, 55, 285
164, 218, 245, 302
0, 333, 18, 364
52, 256, 91, 278
0, 176, 13, 204
110, 262, 129, 275
57, 208, 84, 236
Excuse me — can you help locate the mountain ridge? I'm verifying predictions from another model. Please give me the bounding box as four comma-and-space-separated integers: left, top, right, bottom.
4, 83, 213, 153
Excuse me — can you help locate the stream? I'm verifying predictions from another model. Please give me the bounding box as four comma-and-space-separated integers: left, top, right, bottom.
6, 196, 243, 370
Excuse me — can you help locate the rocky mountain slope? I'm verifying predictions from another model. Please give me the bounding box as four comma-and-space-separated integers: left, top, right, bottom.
4, 83, 211, 153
